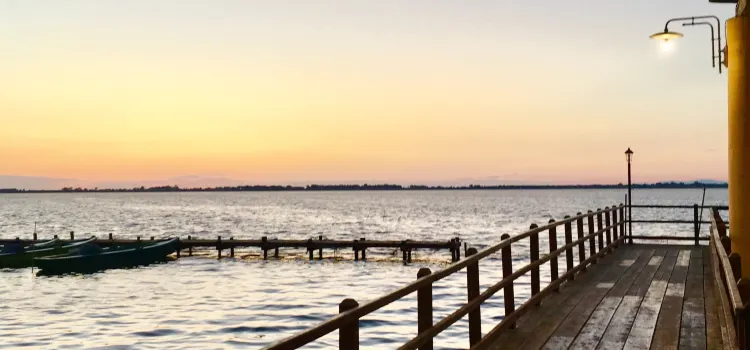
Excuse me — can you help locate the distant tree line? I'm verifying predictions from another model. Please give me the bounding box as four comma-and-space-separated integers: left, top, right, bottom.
0, 181, 728, 194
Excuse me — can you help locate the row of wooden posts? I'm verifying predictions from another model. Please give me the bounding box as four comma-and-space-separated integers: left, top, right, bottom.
15, 232, 465, 263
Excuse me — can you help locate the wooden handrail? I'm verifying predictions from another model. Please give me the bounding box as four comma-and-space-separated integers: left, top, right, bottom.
263, 205, 625, 349
710, 209, 743, 311
398, 221, 622, 350
631, 204, 728, 209
709, 207, 743, 349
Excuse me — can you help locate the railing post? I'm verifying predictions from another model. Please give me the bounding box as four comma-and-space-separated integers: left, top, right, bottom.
530, 224, 541, 304
339, 298, 360, 349
588, 211, 597, 263
730, 253, 742, 279
604, 207, 612, 248
564, 216, 574, 280
466, 247, 481, 347
596, 209, 604, 253
694, 204, 700, 246
620, 204, 629, 244
737, 278, 750, 350
548, 219, 559, 288
501, 233, 516, 328
722, 236, 733, 255
576, 213, 586, 271
612, 206, 619, 244
417, 268, 433, 350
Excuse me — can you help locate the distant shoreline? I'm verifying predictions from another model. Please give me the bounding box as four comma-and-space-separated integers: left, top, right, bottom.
0, 182, 728, 194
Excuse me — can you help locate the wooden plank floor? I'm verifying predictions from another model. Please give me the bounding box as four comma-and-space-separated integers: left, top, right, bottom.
489, 244, 719, 350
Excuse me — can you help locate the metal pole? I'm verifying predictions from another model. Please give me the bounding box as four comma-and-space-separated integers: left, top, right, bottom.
628, 160, 633, 244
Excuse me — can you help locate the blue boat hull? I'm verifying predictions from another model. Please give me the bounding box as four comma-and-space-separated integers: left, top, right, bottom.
35, 238, 178, 274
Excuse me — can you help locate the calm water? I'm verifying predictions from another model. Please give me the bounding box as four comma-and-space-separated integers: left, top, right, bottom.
0, 189, 728, 349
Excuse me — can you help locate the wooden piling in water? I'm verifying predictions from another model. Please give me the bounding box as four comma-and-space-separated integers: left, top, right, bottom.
176, 238, 181, 258
307, 239, 314, 260
318, 235, 323, 260
70, 231, 74, 240
217, 236, 222, 259
360, 238, 366, 261
230, 237, 235, 257
109, 233, 113, 240
187, 235, 192, 256
262, 236, 268, 260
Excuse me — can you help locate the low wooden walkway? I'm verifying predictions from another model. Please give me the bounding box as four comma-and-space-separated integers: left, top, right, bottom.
489, 244, 722, 350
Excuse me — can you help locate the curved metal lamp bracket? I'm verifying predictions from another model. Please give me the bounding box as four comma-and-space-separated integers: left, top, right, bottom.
663, 15, 725, 73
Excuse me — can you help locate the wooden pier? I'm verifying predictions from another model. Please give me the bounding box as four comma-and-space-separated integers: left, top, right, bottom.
264, 204, 744, 350
0, 234, 465, 263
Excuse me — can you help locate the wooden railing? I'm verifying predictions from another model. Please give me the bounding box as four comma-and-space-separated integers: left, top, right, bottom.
263, 204, 626, 350
628, 204, 728, 245
709, 207, 745, 349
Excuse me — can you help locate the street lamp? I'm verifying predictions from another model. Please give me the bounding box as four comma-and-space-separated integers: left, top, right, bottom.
625, 148, 634, 244
649, 15, 725, 73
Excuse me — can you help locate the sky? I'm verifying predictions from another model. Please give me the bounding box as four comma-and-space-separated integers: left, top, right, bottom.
0, 0, 738, 188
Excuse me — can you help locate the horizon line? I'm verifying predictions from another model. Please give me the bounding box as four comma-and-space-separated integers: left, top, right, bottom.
0, 181, 728, 193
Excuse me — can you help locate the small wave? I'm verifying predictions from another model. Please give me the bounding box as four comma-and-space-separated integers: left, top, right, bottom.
132, 328, 183, 337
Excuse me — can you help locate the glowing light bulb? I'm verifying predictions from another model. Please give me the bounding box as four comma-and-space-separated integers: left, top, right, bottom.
660, 39, 674, 53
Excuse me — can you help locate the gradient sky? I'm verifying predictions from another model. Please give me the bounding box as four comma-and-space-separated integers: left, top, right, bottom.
0, 0, 737, 186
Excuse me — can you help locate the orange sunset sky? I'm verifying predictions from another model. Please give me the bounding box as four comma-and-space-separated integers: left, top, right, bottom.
0, 0, 736, 187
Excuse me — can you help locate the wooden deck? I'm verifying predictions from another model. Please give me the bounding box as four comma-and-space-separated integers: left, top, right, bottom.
489, 244, 725, 350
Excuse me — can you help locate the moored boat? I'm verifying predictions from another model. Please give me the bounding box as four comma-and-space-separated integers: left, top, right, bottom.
0, 237, 97, 269
34, 238, 178, 274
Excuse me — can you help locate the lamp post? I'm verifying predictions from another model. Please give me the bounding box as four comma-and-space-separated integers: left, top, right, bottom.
649, 15, 725, 73
625, 148, 633, 244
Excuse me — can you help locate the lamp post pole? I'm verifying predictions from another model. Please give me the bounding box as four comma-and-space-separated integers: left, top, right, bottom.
626, 148, 633, 244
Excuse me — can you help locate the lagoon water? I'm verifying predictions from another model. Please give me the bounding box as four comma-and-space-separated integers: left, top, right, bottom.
0, 189, 728, 349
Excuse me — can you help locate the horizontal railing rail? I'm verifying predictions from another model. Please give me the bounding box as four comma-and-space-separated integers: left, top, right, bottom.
264, 204, 627, 349
626, 203, 728, 245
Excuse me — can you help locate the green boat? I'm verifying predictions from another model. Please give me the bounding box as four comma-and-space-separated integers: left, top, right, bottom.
35, 238, 178, 275
0, 237, 97, 269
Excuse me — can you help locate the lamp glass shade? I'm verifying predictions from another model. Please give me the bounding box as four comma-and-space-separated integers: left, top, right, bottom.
649, 31, 683, 42
625, 148, 633, 163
